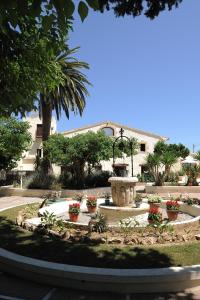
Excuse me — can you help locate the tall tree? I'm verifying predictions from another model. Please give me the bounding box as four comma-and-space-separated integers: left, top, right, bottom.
39, 47, 90, 173
0, 118, 31, 172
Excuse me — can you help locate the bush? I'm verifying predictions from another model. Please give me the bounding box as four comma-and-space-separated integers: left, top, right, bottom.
0, 171, 20, 186
59, 170, 112, 189
84, 171, 112, 188
27, 171, 56, 189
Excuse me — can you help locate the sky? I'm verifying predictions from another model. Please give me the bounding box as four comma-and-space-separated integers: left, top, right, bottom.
56, 0, 200, 152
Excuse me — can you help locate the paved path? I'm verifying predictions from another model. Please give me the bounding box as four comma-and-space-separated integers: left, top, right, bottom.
0, 196, 200, 299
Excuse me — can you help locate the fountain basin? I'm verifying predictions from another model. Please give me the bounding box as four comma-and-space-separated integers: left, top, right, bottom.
99, 203, 149, 222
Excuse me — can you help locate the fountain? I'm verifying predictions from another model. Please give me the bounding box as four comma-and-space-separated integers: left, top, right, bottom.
99, 176, 149, 222
99, 128, 149, 222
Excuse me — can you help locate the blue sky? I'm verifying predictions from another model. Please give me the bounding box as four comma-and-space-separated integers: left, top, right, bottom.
56, 0, 200, 151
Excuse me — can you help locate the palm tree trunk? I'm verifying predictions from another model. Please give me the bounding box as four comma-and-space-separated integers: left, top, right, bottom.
40, 94, 53, 175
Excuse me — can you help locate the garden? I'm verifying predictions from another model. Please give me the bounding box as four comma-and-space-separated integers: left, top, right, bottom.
1, 191, 200, 269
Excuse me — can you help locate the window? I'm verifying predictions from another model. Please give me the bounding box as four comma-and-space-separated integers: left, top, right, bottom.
37, 149, 42, 158
101, 127, 114, 136
36, 124, 43, 138
140, 143, 146, 152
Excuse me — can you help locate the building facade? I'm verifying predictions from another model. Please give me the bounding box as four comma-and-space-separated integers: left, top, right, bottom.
16, 118, 168, 176
62, 121, 168, 176
16, 113, 56, 172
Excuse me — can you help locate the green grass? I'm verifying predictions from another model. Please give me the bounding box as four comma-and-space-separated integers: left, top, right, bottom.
1, 205, 200, 268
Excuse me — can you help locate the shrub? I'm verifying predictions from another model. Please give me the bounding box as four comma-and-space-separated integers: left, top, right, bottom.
28, 170, 56, 189
41, 211, 57, 229
90, 212, 107, 233
84, 171, 112, 188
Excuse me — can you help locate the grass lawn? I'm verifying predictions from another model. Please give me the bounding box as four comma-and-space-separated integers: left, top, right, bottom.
0, 204, 200, 268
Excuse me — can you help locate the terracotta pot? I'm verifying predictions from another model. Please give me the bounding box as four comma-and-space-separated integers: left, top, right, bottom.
167, 210, 179, 221
87, 206, 97, 213
149, 202, 161, 210
148, 219, 154, 224
69, 213, 79, 222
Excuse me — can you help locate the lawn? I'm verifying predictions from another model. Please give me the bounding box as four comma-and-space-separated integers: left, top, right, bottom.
0, 204, 200, 269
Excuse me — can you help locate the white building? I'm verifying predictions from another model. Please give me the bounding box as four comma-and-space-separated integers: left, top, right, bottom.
62, 121, 168, 176
16, 113, 57, 172
16, 117, 168, 176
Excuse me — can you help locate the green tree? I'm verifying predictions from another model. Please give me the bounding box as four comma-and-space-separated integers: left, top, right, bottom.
98, 0, 182, 19
44, 131, 138, 187
0, 118, 32, 171
146, 141, 189, 185
39, 47, 90, 174
0, 0, 183, 116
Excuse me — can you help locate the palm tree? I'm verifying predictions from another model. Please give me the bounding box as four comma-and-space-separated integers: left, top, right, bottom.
39, 47, 91, 174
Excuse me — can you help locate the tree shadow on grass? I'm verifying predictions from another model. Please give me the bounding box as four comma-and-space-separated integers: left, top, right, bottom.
0, 216, 174, 268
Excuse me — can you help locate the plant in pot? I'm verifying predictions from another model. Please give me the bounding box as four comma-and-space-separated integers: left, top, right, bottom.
148, 208, 162, 224
166, 199, 180, 221
68, 203, 80, 222
147, 195, 163, 210
134, 193, 143, 208
86, 195, 97, 213
104, 193, 111, 205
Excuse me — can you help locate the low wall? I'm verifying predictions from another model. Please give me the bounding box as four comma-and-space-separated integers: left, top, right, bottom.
146, 185, 200, 195
0, 183, 144, 198
1, 248, 200, 293
0, 187, 111, 198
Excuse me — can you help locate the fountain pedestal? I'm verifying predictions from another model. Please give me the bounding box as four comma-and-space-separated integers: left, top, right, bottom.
99, 176, 149, 222
108, 177, 138, 207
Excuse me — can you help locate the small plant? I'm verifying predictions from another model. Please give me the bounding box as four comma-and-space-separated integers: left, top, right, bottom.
54, 219, 66, 233
147, 195, 162, 203
134, 193, 143, 207
74, 193, 84, 202
90, 212, 108, 233
104, 192, 111, 205
166, 200, 180, 211
148, 208, 162, 223
41, 211, 57, 229
185, 198, 194, 206
87, 196, 97, 207
50, 182, 62, 191
104, 192, 111, 200
119, 218, 139, 238
119, 218, 132, 238
68, 203, 80, 215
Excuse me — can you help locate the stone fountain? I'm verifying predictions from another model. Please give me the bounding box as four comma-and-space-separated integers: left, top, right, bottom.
99, 176, 149, 223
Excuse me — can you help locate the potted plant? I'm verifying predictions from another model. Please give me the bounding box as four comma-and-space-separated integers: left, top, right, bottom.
68, 203, 80, 222
147, 208, 162, 224
147, 195, 162, 210
87, 195, 97, 213
134, 193, 143, 208
104, 193, 111, 206
166, 199, 180, 221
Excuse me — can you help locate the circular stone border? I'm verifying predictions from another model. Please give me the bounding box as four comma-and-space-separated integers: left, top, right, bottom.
1, 206, 200, 292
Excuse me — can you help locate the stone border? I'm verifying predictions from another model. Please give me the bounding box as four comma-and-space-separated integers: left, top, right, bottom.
1, 206, 200, 292
146, 185, 200, 194
1, 247, 200, 293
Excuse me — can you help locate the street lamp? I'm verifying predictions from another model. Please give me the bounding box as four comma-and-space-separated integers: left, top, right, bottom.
192, 144, 200, 153
19, 166, 25, 189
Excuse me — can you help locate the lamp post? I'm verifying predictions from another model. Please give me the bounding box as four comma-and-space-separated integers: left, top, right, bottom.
19, 166, 23, 189
112, 128, 134, 177
193, 144, 200, 153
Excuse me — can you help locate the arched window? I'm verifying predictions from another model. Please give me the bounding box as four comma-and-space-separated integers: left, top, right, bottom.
101, 127, 114, 136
